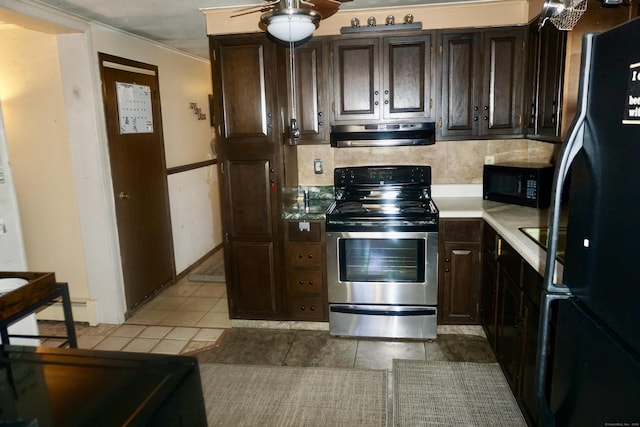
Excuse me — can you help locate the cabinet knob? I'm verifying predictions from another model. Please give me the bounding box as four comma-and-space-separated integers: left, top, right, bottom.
384, 90, 389, 95
384, 100, 389, 105
483, 116, 488, 121
374, 90, 379, 96
308, 254, 313, 259
484, 105, 488, 110
299, 280, 304, 285
474, 117, 478, 121
445, 258, 450, 263
318, 112, 323, 117
445, 268, 450, 273
310, 306, 315, 311
374, 101, 379, 106
309, 281, 313, 285
300, 306, 305, 311
298, 254, 303, 259
474, 106, 479, 111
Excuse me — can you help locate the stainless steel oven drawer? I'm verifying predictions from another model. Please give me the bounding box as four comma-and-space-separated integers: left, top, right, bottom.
329, 304, 437, 339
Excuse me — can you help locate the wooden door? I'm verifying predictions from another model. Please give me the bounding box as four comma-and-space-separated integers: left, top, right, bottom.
332, 37, 380, 122
440, 31, 482, 138
290, 40, 328, 143
211, 34, 284, 318
98, 53, 175, 311
482, 28, 524, 136
383, 34, 435, 120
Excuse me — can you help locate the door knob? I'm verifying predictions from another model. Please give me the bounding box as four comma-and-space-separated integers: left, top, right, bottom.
118, 192, 129, 200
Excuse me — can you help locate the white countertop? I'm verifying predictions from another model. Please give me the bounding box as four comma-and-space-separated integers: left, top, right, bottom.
433, 193, 563, 281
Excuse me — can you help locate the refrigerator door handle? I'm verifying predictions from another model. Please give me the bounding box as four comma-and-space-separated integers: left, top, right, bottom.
536, 33, 595, 427
543, 33, 595, 295
536, 292, 572, 427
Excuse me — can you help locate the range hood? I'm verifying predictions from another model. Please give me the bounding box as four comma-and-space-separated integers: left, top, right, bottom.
330, 122, 436, 148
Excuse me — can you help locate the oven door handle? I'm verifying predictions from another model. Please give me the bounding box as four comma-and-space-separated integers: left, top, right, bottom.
330, 306, 436, 316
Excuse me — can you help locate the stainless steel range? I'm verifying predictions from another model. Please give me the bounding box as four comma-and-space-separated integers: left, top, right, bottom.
326, 165, 439, 339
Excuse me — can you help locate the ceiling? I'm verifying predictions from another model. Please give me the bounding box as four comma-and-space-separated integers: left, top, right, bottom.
27, 0, 487, 59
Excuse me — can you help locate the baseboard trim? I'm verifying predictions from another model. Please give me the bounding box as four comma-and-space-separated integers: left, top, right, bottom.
36, 298, 98, 326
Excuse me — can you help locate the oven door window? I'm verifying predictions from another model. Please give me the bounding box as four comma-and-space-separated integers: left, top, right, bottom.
338, 238, 425, 282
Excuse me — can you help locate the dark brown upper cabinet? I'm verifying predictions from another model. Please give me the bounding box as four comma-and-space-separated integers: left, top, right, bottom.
525, 20, 566, 142
288, 39, 330, 144
439, 27, 525, 139
331, 32, 436, 123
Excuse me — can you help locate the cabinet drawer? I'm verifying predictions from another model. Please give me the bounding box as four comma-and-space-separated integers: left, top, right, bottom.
290, 296, 325, 320
442, 219, 482, 242
287, 221, 322, 242
288, 243, 323, 268
288, 271, 324, 295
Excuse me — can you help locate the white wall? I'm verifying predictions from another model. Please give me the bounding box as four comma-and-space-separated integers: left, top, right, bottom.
0, 25, 90, 301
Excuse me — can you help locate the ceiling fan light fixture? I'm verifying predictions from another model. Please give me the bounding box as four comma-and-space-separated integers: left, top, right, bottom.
261, 10, 320, 42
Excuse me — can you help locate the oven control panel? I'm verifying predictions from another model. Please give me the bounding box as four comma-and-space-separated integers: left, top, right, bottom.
334, 166, 431, 187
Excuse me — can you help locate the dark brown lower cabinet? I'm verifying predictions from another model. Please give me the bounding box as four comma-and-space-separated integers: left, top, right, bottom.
439, 219, 482, 324
481, 220, 548, 427
480, 222, 499, 348
285, 220, 328, 321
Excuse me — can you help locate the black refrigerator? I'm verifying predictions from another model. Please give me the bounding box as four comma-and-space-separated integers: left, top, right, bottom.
535, 18, 640, 426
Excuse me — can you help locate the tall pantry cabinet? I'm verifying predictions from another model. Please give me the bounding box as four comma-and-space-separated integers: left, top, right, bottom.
209, 34, 296, 319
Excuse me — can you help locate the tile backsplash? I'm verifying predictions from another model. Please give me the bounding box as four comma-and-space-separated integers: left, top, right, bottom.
296, 139, 556, 186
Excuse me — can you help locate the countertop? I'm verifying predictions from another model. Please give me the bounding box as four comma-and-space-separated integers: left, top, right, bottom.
281, 186, 561, 280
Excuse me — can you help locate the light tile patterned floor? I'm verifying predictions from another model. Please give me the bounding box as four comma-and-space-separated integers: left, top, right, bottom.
38, 269, 230, 356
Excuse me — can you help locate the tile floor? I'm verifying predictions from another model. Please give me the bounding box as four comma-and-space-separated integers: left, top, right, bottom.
37, 250, 496, 369
38, 253, 231, 355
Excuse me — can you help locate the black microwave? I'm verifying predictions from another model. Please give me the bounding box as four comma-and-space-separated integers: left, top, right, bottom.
483, 163, 555, 208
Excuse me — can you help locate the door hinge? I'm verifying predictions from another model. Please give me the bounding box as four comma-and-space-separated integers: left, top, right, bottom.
518, 114, 523, 126
437, 117, 442, 128
225, 232, 229, 242
497, 237, 502, 257
430, 98, 433, 109
439, 44, 443, 55
220, 162, 225, 174
430, 44, 434, 55
213, 50, 216, 61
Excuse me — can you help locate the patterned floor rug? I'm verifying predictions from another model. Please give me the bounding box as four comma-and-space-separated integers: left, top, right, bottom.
393, 360, 526, 426
199, 363, 388, 427
393, 360, 527, 427
188, 255, 225, 282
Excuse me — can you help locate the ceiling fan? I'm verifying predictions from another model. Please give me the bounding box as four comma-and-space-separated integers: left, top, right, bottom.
232, 0, 352, 42
538, 0, 589, 31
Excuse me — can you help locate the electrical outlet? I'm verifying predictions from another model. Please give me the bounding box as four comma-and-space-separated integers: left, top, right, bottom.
313, 159, 323, 174
485, 155, 495, 165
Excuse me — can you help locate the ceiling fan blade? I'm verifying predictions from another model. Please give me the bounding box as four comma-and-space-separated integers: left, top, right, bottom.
302, 0, 342, 19
231, 1, 280, 18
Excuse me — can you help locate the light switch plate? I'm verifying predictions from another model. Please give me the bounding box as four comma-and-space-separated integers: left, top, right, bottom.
313, 159, 323, 174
